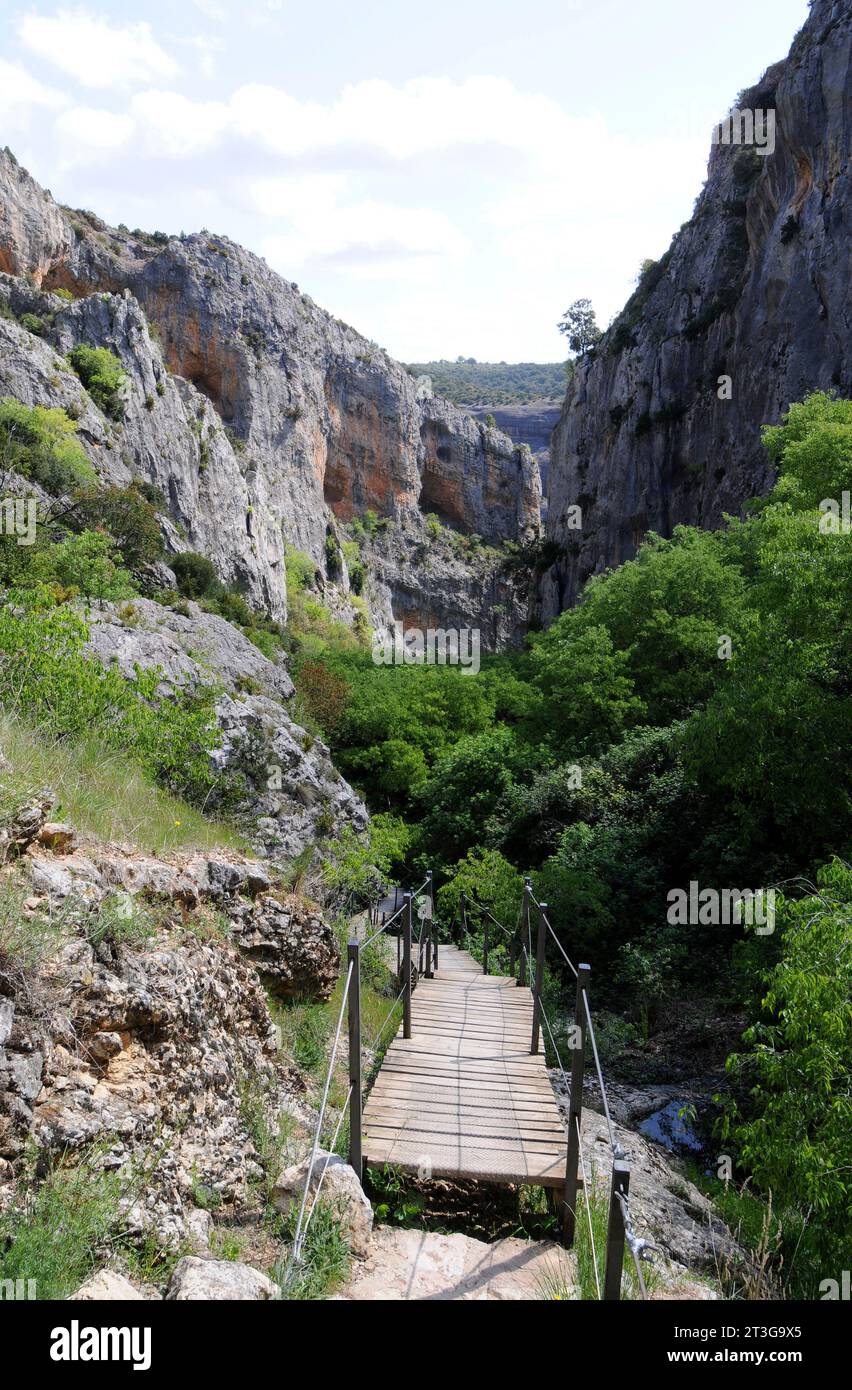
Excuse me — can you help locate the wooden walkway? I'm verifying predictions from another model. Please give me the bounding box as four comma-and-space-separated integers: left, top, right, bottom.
362, 944, 568, 1187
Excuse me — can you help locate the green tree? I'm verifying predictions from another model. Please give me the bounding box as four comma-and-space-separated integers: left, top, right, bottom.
557, 298, 602, 356
724, 859, 852, 1280
30, 529, 134, 601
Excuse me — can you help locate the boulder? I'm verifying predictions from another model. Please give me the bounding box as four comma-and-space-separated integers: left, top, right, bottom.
70, 1269, 150, 1301
273, 1150, 373, 1258
166, 1257, 279, 1301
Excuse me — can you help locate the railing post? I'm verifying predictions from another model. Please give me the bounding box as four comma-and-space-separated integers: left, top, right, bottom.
562, 962, 591, 1246
482, 912, 490, 975
530, 901, 547, 1054
403, 891, 413, 1038
428, 870, 437, 974
603, 1158, 631, 1300
347, 939, 362, 1179
517, 877, 531, 987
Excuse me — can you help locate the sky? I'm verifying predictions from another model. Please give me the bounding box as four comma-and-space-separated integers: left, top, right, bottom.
0, 0, 811, 362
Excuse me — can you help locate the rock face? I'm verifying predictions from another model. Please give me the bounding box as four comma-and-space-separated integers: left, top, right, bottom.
0, 151, 541, 640
470, 401, 563, 496
228, 898, 340, 1001
546, 0, 852, 611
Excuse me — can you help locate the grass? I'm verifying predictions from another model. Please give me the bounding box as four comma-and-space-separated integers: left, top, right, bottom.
691, 1170, 825, 1299
0, 1144, 186, 1300
273, 1200, 351, 1299
0, 713, 249, 856
270, 918, 404, 1162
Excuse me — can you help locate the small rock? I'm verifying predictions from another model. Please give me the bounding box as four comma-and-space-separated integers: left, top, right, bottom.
37, 822, 76, 853
87, 1031, 124, 1063
273, 1151, 373, 1258
185, 1207, 214, 1253
0, 999, 13, 1047
70, 1270, 149, 1301
7, 1050, 43, 1101
166, 1257, 279, 1301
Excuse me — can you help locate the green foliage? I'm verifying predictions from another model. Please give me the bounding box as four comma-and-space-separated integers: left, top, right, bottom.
72, 482, 164, 567
437, 847, 524, 936
66, 345, 128, 420
171, 549, 218, 598
0, 588, 221, 806
0, 1156, 124, 1300
30, 528, 134, 600
403, 359, 569, 407
0, 397, 94, 494
722, 859, 852, 1283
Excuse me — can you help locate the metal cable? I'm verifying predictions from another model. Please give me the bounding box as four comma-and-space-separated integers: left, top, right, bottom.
362, 902, 404, 947
582, 988, 619, 1155
301, 1084, 354, 1235
538, 996, 569, 1082
288, 961, 354, 1267
616, 1190, 653, 1301
575, 1115, 602, 1300
542, 913, 579, 979
366, 985, 406, 1052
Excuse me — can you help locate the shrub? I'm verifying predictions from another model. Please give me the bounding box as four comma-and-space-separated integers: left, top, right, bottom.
0, 588, 221, 805
30, 528, 135, 601
171, 550, 218, 598
20, 312, 46, 336
0, 397, 94, 495
67, 345, 127, 420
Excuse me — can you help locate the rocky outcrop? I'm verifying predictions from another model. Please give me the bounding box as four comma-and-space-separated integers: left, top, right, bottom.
546, 0, 852, 611
0, 927, 285, 1240
227, 898, 340, 1001
81, 598, 367, 863
470, 401, 562, 497
0, 152, 541, 641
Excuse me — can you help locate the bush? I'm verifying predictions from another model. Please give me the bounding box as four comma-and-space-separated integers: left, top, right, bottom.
0, 397, 94, 495
0, 588, 221, 805
30, 528, 135, 601
67, 345, 128, 420
171, 550, 218, 598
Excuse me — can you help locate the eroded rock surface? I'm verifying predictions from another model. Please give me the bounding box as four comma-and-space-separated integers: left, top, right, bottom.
546, 0, 852, 611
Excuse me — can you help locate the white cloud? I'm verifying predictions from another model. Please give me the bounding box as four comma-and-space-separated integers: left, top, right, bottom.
54, 105, 135, 161
254, 175, 468, 277
17, 9, 179, 90
130, 90, 230, 157
0, 59, 66, 126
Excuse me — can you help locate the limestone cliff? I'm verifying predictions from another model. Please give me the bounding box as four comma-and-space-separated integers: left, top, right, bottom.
545, 0, 852, 612
0, 150, 541, 638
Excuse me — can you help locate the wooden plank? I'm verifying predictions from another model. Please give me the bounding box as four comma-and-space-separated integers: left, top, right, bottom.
362, 942, 566, 1189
